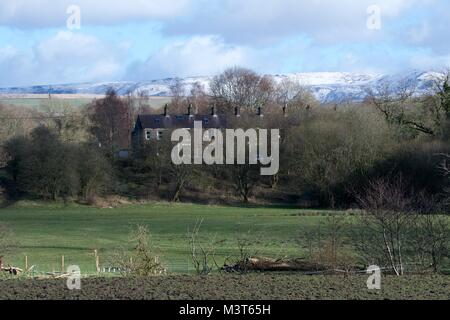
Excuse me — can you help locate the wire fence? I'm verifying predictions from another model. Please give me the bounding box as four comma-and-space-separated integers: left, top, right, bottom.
2, 254, 430, 280
1, 256, 194, 279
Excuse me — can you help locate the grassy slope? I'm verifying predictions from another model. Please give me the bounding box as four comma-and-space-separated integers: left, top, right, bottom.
0, 202, 337, 273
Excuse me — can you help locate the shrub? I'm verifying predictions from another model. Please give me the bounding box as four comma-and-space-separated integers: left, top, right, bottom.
77, 144, 113, 202
5, 127, 79, 200
287, 106, 394, 206
109, 225, 166, 277
4, 126, 112, 201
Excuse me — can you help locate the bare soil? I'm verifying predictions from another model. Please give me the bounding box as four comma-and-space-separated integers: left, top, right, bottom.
1, 274, 449, 300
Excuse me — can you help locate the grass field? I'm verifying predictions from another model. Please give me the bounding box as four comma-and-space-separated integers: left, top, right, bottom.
0, 96, 172, 109
0, 97, 93, 108
1, 202, 449, 301
0, 202, 340, 274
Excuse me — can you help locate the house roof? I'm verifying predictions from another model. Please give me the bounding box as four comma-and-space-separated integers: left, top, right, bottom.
136, 114, 228, 129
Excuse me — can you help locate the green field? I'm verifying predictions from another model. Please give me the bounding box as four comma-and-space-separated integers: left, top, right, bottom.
0, 202, 339, 274
0, 98, 92, 108
0, 96, 172, 109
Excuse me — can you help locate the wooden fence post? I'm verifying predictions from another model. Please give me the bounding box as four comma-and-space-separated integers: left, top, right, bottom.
61, 255, 65, 273
94, 250, 100, 273
25, 255, 28, 271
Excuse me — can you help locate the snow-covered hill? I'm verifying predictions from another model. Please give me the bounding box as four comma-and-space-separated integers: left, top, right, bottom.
0, 71, 443, 104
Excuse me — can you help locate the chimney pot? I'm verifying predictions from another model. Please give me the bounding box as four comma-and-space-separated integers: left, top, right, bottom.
257, 106, 264, 117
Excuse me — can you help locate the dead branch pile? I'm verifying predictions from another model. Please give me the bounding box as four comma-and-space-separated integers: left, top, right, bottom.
222, 256, 329, 273
1, 266, 23, 275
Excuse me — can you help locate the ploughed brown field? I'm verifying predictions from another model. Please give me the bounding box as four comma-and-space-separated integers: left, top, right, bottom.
1, 274, 449, 300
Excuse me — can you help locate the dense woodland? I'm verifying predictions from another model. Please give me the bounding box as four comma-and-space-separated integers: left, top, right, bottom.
0, 67, 449, 210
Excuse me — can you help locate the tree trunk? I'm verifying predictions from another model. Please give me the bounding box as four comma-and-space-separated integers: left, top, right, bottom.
270, 174, 279, 189
171, 179, 185, 202
383, 228, 400, 276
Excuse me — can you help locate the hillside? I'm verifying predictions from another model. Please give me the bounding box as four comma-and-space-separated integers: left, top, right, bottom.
0, 70, 444, 104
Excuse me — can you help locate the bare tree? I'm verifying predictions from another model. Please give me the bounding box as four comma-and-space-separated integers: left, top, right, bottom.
189, 81, 210, 114
211, 67, 274, 114
39, 101, 91, 143
231, 164, 260, 203
188, 219, 222, 275
276, 78, 317, 112
410, 70, 450, 138
428, 70, 450, 124
170, 163, 193, 203
438, 154, 450, 205
88, 89, 132, 155
356, 177, 416, 276
366, 77, 436, 136
0, 104, 37, 166
108, 225, 166, 276
136, 90, 153, 113
367, 72, 450, 137
412, 198, 449, 273
154, 137, 194, 202
170, 78, 187, 113
408, 154, 450, 273
439, 154, 450, 176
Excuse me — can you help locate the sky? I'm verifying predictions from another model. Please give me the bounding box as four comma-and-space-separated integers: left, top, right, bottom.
0, 0, 449, 87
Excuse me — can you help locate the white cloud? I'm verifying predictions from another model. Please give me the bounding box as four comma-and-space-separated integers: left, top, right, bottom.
1, 0, 449, 86
36, 31, 101, 63
0, 31, 124, 86
0, 0, 192, 28
407, 21, 431, 44
409, 53, 450, 71
126, 36, 251, 80
164, 0, 425, 45
400, 6, 450, 55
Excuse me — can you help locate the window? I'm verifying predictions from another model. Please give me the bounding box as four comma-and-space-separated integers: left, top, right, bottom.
157, 130, 164, 141
145, 130, 151, 140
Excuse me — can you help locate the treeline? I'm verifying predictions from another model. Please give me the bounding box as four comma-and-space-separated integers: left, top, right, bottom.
4, 127, 111, 201
0, 67, 449, 209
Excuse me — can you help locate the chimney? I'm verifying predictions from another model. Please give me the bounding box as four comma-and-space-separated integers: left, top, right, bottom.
188, 103, 193, 117
211, 104, 217, 117
235, 106, 241, 117
257, 106, 264, 117
164, 104, 168, 117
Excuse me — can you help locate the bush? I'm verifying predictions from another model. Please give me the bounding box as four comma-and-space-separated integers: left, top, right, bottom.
5, 127, 79, 200
4, 126, 111, 201
108, 225, 166, 277
367, 140, 450, 197
286, 106, 394, 206
77, 144, 113, 202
